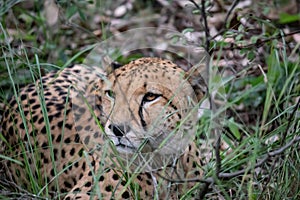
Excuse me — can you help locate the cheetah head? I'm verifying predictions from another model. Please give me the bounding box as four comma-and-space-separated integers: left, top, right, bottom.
99, 57, 205, 164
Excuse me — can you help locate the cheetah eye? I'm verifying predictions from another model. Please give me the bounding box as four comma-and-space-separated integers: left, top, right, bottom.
105, 90, 115, 99
143, 92, 161, 103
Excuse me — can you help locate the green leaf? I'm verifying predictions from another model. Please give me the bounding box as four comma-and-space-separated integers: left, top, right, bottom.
236, 33, 243, 41
78, 9, 87, 21
66, 5, 78, 19
247, 51, 255, 60
192, 9, 200, 14
182, 28, 194, 34
279, 13, 300, 24
228, 118, 241, 140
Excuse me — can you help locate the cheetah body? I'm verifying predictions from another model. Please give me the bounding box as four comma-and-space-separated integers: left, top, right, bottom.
1, 58, 207, 199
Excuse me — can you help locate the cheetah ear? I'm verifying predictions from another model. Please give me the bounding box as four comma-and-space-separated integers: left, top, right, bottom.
185, 64, 207, 102
101, 56, 124, 75
102, 61, 123, 75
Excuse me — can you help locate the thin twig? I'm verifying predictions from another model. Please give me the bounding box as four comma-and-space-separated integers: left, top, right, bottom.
201, 0, 211, 55
189, 0, 212, 55
214, 130, 221, 178
156, 172, 214, 184
220, 136, 300, 179
189, 0, 223, 182
158, 135, 300, 183
224, 0, 240, 28
214, 29, 300, 51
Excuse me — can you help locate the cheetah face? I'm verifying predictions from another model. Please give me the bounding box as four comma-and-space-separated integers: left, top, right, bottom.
100, 58, 204, 157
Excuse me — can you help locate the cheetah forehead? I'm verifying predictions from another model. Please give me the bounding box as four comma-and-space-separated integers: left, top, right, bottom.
103, 57, 197, 102
110, 57, 185, 81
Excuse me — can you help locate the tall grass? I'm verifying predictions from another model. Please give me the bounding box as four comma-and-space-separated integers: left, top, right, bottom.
0, 1, 299, 199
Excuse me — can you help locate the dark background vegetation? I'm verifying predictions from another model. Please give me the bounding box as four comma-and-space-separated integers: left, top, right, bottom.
0, 0, 299, 199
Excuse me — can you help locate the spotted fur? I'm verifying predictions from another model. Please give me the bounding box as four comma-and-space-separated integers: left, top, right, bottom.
1, 58, 209, 199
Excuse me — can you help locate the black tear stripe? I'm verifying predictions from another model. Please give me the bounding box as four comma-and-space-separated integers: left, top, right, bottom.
138, 95, 182, 131
139, 103, 147, 130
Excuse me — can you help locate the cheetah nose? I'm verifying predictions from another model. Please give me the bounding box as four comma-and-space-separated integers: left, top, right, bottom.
109, 124, 130, 137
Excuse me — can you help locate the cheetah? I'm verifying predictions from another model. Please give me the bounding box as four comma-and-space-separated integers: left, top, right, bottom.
0, 57, 209, 199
